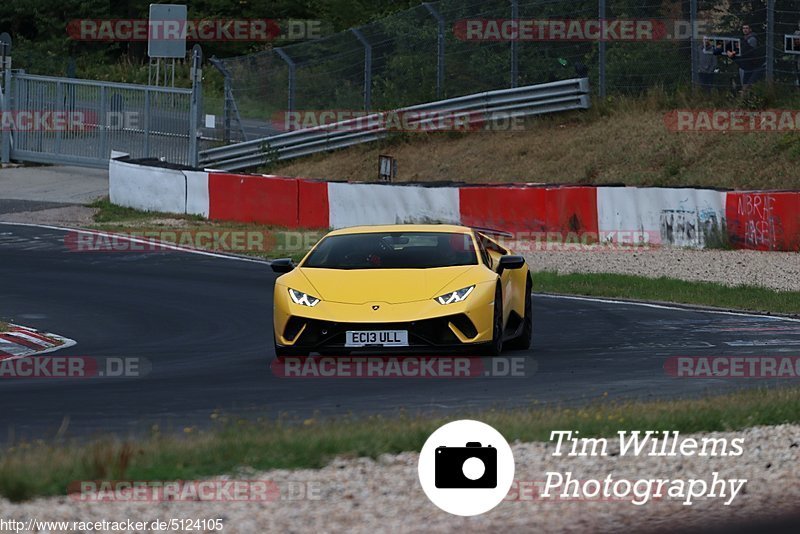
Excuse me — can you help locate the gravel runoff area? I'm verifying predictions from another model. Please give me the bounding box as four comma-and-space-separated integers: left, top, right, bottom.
0, 425, 798, 533
525, 248, 800, 293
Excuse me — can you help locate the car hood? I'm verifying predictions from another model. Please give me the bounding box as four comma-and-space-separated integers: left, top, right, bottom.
296, 266, 479, 304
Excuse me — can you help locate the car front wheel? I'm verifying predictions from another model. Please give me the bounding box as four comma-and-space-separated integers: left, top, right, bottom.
482, 285, 504, 356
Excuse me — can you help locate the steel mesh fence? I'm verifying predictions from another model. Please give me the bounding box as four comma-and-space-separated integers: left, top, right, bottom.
214, 0, 800, 137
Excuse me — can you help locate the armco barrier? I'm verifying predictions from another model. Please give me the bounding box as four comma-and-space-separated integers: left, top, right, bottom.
199, 78, 591, 171
726, 192, 800, 251
597, 187, 727, 248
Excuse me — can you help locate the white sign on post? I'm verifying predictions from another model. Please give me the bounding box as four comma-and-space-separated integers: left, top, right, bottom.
148, 4, 187, 59
379, 155, 397, 182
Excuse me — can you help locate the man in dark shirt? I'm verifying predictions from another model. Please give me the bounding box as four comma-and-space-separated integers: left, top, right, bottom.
726, 24, 764, 92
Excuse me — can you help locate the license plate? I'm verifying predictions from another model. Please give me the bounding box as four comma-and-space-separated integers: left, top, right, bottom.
345, 330, 409, 347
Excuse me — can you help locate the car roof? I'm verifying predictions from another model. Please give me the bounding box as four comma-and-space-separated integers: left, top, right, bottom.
326, 224, 474, 237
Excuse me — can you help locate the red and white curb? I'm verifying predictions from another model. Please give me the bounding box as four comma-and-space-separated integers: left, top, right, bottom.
0, 324, 77, 360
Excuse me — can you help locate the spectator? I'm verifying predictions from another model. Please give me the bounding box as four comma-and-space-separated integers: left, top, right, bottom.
726, 24, 764, 93
698, 38, 719, 92
793, 22, 800, 89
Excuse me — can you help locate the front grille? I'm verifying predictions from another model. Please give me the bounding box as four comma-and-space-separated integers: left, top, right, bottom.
289, 314, 478, 348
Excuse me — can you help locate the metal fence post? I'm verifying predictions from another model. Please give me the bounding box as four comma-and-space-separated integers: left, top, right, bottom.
144, 87, 151, 156
55, 81, 63, 156
189, 45, 203, 167
99, 85, 108, 162
510, 0, 519, 88
351, 28, 372, 112
0, 33, 11, 163
275, 48, 296, 114
223, 74, 231, 143
423, 3, 445, 98
766, 0, 775, 82
598, 0, 606, 97
690, 0, 698, 86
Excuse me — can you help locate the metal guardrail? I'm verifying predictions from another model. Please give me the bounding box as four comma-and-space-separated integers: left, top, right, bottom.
199, 77, 591, 171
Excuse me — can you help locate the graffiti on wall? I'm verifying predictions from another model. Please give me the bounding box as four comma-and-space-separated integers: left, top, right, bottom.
660, 208, 722, 248
736, 193, 778, 249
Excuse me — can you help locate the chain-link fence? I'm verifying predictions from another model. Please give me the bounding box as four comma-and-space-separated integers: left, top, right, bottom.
215, 0, 800, 142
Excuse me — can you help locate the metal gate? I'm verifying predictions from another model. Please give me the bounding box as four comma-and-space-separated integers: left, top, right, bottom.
1, 36, 202, 168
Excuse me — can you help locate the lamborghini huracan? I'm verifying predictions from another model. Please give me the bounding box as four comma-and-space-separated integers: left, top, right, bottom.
271, 224, 532, 356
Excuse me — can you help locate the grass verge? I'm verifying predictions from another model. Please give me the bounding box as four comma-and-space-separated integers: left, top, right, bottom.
2, 387, 799, 502
88, 199, 204, 224
533, 271, 800, 316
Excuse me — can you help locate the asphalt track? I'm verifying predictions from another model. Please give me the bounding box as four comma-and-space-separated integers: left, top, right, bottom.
1, 222, 799, 440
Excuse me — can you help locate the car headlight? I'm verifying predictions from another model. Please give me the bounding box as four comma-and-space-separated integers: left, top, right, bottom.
288, 288, 321, 307
434, 285, 475, 305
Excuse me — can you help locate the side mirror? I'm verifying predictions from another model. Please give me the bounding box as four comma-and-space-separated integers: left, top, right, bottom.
271, 258, 295, 273
497, 255, 525, 274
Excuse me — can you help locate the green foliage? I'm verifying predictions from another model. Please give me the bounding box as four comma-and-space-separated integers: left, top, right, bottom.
533, 272, 800, 315
775, 132, 800, 160
0, 0, 420, 77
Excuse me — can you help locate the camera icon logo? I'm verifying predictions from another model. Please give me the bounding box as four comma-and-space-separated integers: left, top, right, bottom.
418, 420, 515, 516
435, 442, 497, 489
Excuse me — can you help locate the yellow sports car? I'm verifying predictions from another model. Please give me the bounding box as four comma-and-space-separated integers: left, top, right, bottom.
271, 224, 532, 356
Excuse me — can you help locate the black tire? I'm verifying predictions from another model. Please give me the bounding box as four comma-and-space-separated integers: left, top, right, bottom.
482, 284, 504, 356
506, 275, 532, 351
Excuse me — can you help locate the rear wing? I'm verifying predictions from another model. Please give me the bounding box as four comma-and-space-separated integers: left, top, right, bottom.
470, 226, 513, 239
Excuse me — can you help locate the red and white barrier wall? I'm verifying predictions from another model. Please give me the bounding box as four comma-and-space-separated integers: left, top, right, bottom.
109, 157, 800, 251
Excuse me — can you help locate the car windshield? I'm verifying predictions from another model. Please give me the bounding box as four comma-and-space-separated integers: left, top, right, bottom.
302, 232, 478, 269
